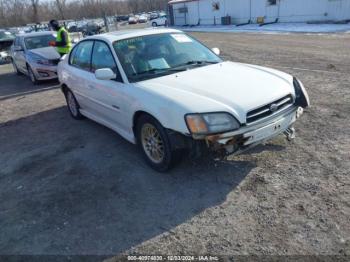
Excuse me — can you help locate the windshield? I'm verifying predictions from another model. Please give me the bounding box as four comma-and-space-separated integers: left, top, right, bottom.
0, 31, 15, 40
24, 34, 55, 50
113, 33, 222, 82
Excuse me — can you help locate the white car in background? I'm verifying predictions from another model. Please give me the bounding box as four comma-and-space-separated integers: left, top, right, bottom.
10, 31, 60, 84
58, 28, 309, 171
128, 16, 138, 24
138, 14, 148, 23
150, 15, 167, 27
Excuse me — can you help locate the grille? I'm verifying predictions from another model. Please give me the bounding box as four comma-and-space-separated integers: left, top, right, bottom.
246, 95, 293, 123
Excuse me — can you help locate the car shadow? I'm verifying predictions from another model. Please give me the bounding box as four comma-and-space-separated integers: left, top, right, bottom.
0, 106, 256, 256
0, 70, 60, 101
241, 143, 285, 155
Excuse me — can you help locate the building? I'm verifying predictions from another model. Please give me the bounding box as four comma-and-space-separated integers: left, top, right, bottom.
168, 0, 350, 26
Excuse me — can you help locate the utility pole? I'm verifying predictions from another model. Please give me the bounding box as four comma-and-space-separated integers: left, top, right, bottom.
249, 0, 252, 23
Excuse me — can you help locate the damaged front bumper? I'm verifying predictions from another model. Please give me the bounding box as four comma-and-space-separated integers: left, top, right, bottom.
204, 106, 304, 154
31, 64, 58, 81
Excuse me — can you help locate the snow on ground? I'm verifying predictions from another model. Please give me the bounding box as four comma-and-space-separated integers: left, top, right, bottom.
174, 22, 350, 34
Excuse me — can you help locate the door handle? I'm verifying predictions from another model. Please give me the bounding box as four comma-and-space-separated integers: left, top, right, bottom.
87, 84, 95, 89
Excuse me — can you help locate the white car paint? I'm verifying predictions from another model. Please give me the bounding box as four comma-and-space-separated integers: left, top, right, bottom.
150, 16, 167, 27
136, 61, 295, 125
58, 28, 309, 152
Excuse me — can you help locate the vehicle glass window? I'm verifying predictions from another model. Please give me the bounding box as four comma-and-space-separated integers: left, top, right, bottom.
113, 33, 221, 82
91, 41, 116, 72
69, 45, 78, 64
91, 41, 122, 82
70, 41, 93, 71
16, 38, 24, 49
24, 34, 55, 50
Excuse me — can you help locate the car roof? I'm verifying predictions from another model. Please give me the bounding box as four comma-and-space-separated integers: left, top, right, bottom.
86, 28, 183, 43
18, 31, 56, 38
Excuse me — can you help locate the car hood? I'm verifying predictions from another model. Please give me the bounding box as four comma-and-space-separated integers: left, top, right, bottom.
136, 61, 295, 123
29, 47, 60, 60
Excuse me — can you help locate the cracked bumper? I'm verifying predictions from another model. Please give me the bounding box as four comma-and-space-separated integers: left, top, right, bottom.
205, 106, 304, 153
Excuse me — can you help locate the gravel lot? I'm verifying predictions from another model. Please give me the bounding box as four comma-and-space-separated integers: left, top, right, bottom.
0, 32, 349, 259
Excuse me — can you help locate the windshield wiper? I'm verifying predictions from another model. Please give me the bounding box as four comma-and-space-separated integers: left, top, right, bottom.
133, 67, 187, 76
130, 67, 188, 81
173, 60, 219, 69
186, 60, 219, 65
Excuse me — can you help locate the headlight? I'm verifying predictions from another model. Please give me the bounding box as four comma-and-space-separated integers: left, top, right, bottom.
185, 112, 240, 135
293, 77, 310, 108
29, 53, 52, 66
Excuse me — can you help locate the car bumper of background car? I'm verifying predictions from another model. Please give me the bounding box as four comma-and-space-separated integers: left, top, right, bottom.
32, 64, 58, 80
204, 106, 304, 154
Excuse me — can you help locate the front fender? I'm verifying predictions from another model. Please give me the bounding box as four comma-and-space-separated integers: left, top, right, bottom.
127, 86, 191, 136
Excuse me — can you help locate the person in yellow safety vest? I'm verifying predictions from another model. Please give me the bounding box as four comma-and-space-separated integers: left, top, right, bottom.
48, 20, 72, 56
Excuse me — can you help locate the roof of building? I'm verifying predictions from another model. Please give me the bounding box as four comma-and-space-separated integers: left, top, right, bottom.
168, 0, 198, 4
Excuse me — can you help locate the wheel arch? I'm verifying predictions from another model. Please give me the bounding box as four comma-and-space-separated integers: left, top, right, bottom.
61, 83, 69, 95
25, 62, 31, 70
132, 110, 159, 141
132, 110, 191, 150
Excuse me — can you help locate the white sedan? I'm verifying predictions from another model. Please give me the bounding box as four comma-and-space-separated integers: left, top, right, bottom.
58, 28, 309, 171
150, 16, 167, 27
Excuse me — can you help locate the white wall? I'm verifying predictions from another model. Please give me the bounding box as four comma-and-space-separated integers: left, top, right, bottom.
171, 3, 186, 26
186, 1, 200, 25
171, 0, 350, 25
224, 0, 251, 24
279, 0, 328, 22
327, 0, 350, 20
197, 0, 225, 25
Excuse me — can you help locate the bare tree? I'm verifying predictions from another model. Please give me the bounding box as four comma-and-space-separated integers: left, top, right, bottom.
0, 0, 169, 28
0, 0, 6, 26
55, 0, 66, 20
31, 0, 40, 24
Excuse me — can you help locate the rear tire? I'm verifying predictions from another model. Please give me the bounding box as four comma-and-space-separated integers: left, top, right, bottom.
152, 22, 157, 27
65, 89, 84, 120
136, 114, 180, 172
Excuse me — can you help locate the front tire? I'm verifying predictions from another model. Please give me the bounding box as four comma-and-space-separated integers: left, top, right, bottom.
152, 22, 157, 27
136, 115, 180, 172
65, 89, 84, 120
27, 65, 39, 85
12, 59, 23, 75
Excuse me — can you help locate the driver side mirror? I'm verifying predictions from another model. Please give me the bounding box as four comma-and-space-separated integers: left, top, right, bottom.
95, 68, 116, 80
212, 47, 220, 56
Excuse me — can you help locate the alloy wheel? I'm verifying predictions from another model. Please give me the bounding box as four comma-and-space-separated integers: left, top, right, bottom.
28, 67, 36, 83
67, 91, 78, 117
141, 123, 165, 164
